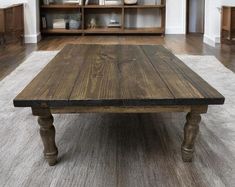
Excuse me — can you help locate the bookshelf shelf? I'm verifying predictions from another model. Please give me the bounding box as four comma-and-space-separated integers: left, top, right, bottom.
42, 29, 83, 34
41, 4, 82, 9
84, 5, 123, 8
83, 5, 165, 8
84, 27, 123, 33
124, 5, 165, 8
40, 0, 166, 35
124, 27, 164, 33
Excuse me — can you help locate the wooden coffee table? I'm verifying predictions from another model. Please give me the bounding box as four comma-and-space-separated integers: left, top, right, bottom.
14, 45, 224, 166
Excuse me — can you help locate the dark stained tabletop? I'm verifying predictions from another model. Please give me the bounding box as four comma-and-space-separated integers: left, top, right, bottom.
14, 45, 225, 107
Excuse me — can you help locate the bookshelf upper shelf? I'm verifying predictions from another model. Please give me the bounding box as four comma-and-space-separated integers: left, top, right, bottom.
41, 4, 82, 9
84, 5, 165, 8
84, 5, 123, 8
40, 4, 165, 9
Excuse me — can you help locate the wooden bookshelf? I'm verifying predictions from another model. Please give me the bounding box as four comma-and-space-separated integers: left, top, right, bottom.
221, 6, 235, 44
40, 0, 166, 35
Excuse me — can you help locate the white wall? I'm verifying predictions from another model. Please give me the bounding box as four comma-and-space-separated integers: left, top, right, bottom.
0, 0, 25, 7
166, 0, 186, 34
204, 0, 235, 46
0, 0, 41, 43
24, 0, 41, 43
222, 0, 235, 6
203, 0, 222, 47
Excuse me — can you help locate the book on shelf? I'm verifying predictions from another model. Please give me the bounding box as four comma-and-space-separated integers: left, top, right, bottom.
42, 16, 47, 29
108, 23, 121, 28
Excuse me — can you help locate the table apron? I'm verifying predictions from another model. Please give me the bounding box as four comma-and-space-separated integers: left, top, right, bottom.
31, 105, 208, 115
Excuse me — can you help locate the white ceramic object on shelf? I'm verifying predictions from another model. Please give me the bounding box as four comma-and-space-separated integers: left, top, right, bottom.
124, 0, 137, 5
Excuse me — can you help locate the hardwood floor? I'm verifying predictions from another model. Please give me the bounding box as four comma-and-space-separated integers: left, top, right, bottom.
0, 34, 235, 81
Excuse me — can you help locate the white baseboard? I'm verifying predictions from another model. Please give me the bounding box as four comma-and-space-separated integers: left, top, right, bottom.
203, 34, 221, 47
24, 33, 41, 44
214, 36, 221, 44
165, 27, 185, 34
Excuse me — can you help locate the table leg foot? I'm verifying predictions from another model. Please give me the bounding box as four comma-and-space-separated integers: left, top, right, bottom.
181, 111, 201, 162
38, 114, 58, 166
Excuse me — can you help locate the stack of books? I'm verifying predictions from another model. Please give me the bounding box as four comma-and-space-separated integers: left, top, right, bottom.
108, 20, 121, 28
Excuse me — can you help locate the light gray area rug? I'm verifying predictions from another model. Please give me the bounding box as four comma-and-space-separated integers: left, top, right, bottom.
0, 52, 234, 187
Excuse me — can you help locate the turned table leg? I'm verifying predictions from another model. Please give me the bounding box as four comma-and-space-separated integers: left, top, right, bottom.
181, 106, 208, 162
32, 107, 58, 166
